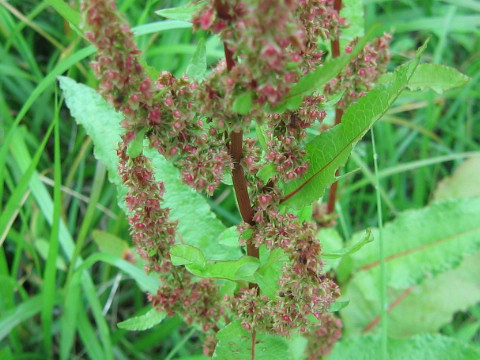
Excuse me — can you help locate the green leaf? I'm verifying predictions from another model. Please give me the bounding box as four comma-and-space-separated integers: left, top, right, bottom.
155, 2, 205, 22
214, 321, 291, 360
255, 121, 268, 151
330, 334, 480, 360
187, 256, 260, 282
386, 251, 480, 338
34, 238, 67, 271
241, 228, 254, 241
280, 41, 428, 209
75, 252, 160, 293
60, 77, 233, 261
274, 25, 378, 112
217, 226, 240, 247
144, 146, 238, 261
406, 63, 470, 94
0, 295, 47, 341
46, 0, 81, 27
186, 38, 207, 80
132, 20, 192, 37
92, 230, 129, 258
117, 308, 166, 331
317, 228, 344, 272
257, 164, 276, 183
170, 244, 206, 267
328, 300, 350, 312
254, 248, 289, 298
127, 127, 149, 158
232, 90, 254, 115
340, 0, 365, 47
58, 76, 127, 211
432, 156, 480, 202
322, 229, 373, 259
340, 199, 480, 336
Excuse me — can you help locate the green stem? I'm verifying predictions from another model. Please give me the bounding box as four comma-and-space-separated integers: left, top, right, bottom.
372, 128, 388, 359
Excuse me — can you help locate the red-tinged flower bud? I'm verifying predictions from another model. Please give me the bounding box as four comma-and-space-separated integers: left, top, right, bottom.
130, 93, 141, 103
149, 109, 162, 125
198, 8, 214, 30
214, 20, 227, 33
207, 184, 216, 194
184, 173, 194, 183
285, 72, 296, 83
346, 46, 353, 53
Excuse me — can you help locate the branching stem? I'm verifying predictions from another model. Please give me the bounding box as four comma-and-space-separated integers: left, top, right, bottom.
214, 2, 259, 357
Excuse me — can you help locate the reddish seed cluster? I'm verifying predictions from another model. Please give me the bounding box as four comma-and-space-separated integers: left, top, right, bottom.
297, 0, 348, 70
150, 271, 226, 332
325, 34, 392, 109
305, 312, 343, 358
232, 267, 340, 337
235, 203, 340, 335
179, 143, 233, 196
193, 0, 306, 107
84, 0, 232, 196
263, 95, 327, 182
118, 142, 177, 273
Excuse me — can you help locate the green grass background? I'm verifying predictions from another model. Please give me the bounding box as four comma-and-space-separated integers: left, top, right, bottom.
0, 0, 479, 359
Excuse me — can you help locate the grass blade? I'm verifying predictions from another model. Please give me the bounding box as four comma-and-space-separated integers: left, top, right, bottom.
41, 91, 62, 358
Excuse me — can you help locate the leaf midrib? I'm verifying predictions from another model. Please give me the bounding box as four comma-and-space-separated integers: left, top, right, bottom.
359, 225, 480, 272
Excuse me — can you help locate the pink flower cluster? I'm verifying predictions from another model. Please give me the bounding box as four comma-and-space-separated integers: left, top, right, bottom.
305, 312, 343, 358
149, 272, 226, 332
118, 143, 176, 273
325, 34, 392, 109
234, 207, 340, 336
83, 0, 232, 196
194, 0, 304, 107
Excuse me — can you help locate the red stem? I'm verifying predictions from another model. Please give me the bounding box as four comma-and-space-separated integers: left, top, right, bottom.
214, 0, 259, 272
213, 4, 259, 358
327, 0, 343, 214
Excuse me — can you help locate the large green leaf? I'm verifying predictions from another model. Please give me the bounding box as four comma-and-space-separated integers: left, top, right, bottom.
58, 76, 127, 209
280, 42, 427, 209
330, 334, 480, 360
59, 77, 233, 261
213, 321, 292, 360
388, 251, 480, 337
340, 198, 480, 336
